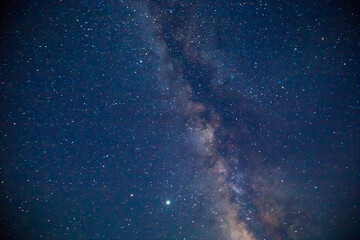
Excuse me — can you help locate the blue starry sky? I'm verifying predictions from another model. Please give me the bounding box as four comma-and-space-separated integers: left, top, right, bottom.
0, 1, 359, 239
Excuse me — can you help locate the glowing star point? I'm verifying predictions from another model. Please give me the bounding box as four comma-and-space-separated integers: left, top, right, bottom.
166, 200, 171, 205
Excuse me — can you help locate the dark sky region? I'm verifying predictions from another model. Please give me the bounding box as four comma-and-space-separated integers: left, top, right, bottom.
0, 0, 359, 240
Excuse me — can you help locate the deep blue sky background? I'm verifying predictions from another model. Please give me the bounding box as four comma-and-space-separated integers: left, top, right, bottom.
1, 1, 359, 239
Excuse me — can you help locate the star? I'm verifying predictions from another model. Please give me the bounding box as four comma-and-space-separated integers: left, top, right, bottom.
166, 200, 171, 205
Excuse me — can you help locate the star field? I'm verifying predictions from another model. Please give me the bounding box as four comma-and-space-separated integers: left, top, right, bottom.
0, 1, 359, 240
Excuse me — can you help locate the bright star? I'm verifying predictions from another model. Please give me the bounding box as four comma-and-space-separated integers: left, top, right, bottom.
166, 200, 171, 205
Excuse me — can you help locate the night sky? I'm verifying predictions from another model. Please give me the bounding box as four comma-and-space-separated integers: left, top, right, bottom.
1, 1, 360, 239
